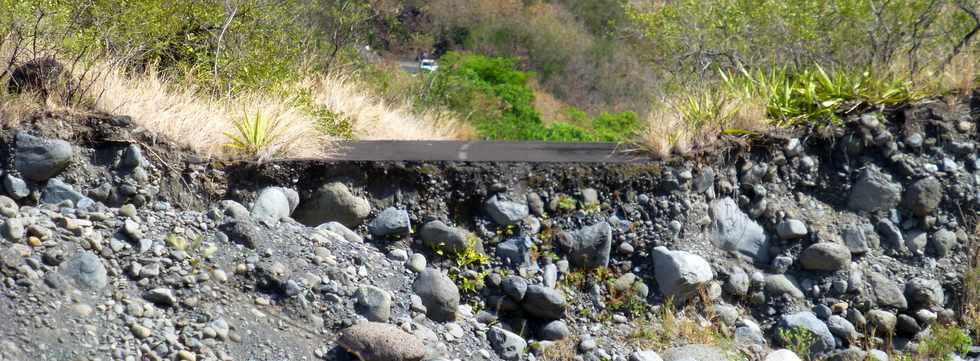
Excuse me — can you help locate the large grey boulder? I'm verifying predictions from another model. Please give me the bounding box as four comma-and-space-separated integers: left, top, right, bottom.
412, 269, 459, 322
903, 177, 942, 216
487, 327, 526, 361
905, 229, 928, 255
502, 276, 528, 301
250, 187, 292, 222
218, 200, 250, 219
777, 219, 808, 240
218, 219, 264, 249
724, 266, 750, 297
867, 272, 907, 310
354, 285, 392, 322
661, 344, 728, 361
875, 219, 906, 252
826, 315, 857, 340
557, 221, 612, 270
866, 310, 897, 335
2, 174, 29, 199
765, 350, 802, 361
799, 243, 851, 272
337, 322, 425, 361
315, 221, 363, 243
368, 208, 411, 237
40, 179, 95, 210
710, 198, 770, 264
905, 278, 944, 309
536, 320, 570, 341
930, 229, 958, 257
651, 246, 713, 302
777, 312, 835, 355
294, 182, 370, 227
848, 166, 901, 213
485, 194, 528, 225
15, 132, 72, 182
419, 221, 475, 253
630, 350, 664, 361
63, 252, 107, 290
734, 320, 766, 347
841, 225, 873, 255
521, 285, 566, 320
765, 274, 805, 299
116, 144, 147, 170
497, 236, 532, 267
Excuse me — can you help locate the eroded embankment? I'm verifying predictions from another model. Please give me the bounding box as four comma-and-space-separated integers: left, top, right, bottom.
0, 93, 977, 361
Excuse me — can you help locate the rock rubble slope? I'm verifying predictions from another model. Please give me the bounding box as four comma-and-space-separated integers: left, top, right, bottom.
0, 95, 978, 361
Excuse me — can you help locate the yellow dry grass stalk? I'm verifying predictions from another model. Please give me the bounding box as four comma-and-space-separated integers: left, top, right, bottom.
539, 337, 577, 360
2, 57, 472, 160
639, 93, 768, 159
301, 75, 473, 141
628, 290, 733, 351
964, 222, 980, 341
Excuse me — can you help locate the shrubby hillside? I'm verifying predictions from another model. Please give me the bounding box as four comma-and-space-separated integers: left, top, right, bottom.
0, 0, 977, 153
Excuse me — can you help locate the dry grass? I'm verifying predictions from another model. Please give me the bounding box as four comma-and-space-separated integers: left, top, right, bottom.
0, 55, 474, 160
964, 222, 980, 341
939, 54, 978, 96
538, 337, 577, 361
0, 92, 46, 128
301, 75, 473, 141
638, 94, 768, 159
89, 64, 331, 160
628, 292, 733, 352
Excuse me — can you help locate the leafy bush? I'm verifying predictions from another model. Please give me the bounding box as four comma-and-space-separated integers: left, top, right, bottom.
414, 52, 642, 142
591, 111, 641, 142
777, 327, 816, 359
918, 323, 972, 361
722, 65, 921, 127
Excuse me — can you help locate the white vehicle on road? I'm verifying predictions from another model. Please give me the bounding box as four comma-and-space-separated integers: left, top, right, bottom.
419, 58, 438, 73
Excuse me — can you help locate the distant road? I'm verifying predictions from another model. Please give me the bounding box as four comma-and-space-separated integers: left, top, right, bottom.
326, 141, 647, 163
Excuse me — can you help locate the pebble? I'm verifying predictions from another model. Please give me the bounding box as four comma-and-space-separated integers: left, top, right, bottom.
130, 324, 151, 339
388, 249, 409, 262
177, 350, 196, 361
119, 204, 137, 218
211, 269, 228, 282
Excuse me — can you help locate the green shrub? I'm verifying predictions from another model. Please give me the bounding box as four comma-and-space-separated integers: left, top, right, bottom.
720, 65, 922, 128
918, 323, 972, 361
591, 111, 641, 142
777, 327, 816, 359
224, 111, 283, 158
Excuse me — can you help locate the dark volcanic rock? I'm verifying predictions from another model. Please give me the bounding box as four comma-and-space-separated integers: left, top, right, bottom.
15, 132, 72, 182
557, 221, 612, 270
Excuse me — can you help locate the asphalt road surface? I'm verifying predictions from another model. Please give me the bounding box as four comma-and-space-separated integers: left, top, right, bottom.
327, 141, 646, 162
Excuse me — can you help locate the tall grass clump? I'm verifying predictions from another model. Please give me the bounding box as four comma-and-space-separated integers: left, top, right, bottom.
90, 64, 330, 159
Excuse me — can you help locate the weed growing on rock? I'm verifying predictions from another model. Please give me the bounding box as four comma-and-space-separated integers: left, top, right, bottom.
438, 236, 490, 296
778, 326, 816, 360
556, 194, 576, 213
539, 337, 577, 360
561, 270, 588, 290
605, 278, 648, 317
627, 295, 733, 352
165, 232, 214, 269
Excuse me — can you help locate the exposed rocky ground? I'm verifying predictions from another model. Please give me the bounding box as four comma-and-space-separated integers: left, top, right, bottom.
0, 94, 978, 361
